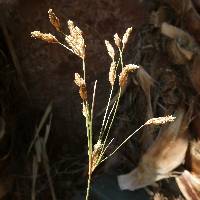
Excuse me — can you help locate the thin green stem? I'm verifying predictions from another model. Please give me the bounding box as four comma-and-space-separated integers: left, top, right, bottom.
98, 86, 114, 140
82, 59, 86, 81
100, 124, 145, 164
85, 173, 91, 200
58, 42, 74, 54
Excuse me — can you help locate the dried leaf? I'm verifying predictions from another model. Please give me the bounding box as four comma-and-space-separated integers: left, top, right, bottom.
0, 117, 5, 140
190, 55, 200, 94
161, 22, 198, 64
176, 170, 200, 200
136, 67, 154, 149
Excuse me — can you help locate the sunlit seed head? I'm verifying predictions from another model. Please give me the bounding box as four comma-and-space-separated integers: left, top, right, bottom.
48, 9, 61, 31
105, 40, 115, 61
31, 31, 58, 43
145, 115, 176, 125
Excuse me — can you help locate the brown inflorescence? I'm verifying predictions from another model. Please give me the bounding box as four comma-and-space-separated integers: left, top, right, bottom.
31, 31, 59, 43
145, 115, 176, 125
105, 40, 115, 61
114, 33, 121, 49
91, 140, 102, 173
65, 20, 85, 59
74, 73, 87, 101
119, 64, 139, 88
109, 61, 116, 86
48, 9, 61, 31
122, 27, 133, 49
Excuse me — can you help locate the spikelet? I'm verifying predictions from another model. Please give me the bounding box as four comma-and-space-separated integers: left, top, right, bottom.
145, 115, 176, 125
48, 9, 61, 31
31, 31, 58, 43
122, 27, 133, 49
119, 64, 139, 88
114, 33, 121, 48
91, 140, 102, 173
82, 103, 88, 118
109, 61, 116, 86
74, 73, 87, 100
105, 40, 115, 61
65, 20, 85, 59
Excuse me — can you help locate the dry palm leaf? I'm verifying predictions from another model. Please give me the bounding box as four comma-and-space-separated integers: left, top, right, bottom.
136, 67, 155, 149
136, 67, 154, 118
161, 22, 199, 64
165, 0, 200, 42
118, 107, 191, 191
174, 140, 200, 199
190, 55, 200, 94
150, 6, 172, 28
176, 170, 200, 200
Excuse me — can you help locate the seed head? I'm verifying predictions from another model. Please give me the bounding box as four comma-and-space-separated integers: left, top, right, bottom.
91, 140, 102, 173
119, 64, 139, 88
48, 9, 61, 31
109, 61, 116, 86
114, 33, 121, 48
122, 27, 133, 49
65, 20, 85, 59
145, 115, 176, 125
105, 40, 115, 61
74, 73, 87, 100
82, 103, 88, 118
31, 31, 58, 43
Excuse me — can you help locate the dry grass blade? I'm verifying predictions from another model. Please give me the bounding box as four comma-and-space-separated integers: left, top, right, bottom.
42, 139, 57, 200
28, 101, 52, 154
136, 67, 154, 149
31, 156, 38, 200
136, 67, 154, 117
0, 117, 5, 140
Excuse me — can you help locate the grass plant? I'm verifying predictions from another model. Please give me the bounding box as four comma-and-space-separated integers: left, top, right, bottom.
31, 9, 175, 199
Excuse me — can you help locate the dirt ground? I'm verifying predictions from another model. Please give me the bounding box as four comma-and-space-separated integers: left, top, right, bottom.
0, 0, 200, 199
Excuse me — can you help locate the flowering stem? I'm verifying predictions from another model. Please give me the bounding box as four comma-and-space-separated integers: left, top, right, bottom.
82, 59, 86, 81
100, 124, 145, 164
99, 86, 114, 140
85, 173, 91, 200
